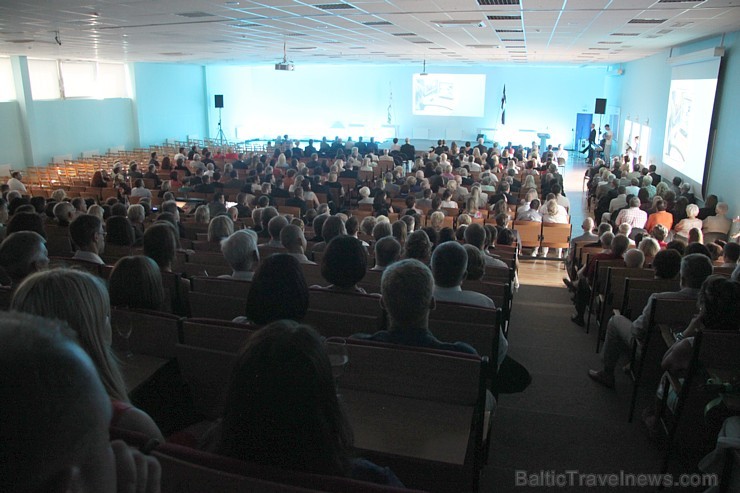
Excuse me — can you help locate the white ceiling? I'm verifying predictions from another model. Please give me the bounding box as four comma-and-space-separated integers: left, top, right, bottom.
0, 0, 738, 66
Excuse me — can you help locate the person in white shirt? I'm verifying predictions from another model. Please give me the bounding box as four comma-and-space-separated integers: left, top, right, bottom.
625, 177, 640, 197
702, 202, 732, 236
609, 187, 628, 214
538, 199, 569, 258
517, 199, 542, 222
554, 144, 569, 163
602, 125, 613, 164
6, 171, 27, 193
69, 214, 106, 265
130, 179, 152, 199
219, 229, 260, 280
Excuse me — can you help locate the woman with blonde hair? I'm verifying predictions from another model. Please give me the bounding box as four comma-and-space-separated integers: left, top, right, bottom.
429, 211, 445, 231
11, 268, 164, 441
638, 237, 660, 259
465, 197, 483, 219
208, 215, 234, 243
521, 175, 537, 197
537, 199, 569, 258
194, 204, 210, 225
655, 181, 670, 198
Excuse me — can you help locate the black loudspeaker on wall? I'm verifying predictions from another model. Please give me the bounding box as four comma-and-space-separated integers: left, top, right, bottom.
214, 95, 224, 109
594, 98, 606, 115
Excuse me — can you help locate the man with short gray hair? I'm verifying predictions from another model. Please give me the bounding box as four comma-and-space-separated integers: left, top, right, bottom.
220, 229, 259, 280
351, 259, 477, 355
371, 236, 401, 271
280, 224, 315, 265
615, 196, 647, 229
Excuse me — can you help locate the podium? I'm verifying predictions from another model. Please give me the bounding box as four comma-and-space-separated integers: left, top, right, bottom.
537, 132, 550, 152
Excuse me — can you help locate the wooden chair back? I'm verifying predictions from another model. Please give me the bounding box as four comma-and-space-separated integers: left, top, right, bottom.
188, 291, 244, 320
513, 220, 541, 248
175, 344, 236, 420
540, 222, 571, 249
190, 276, 251, 299
111, 307, 182, 359
181, 318, 257, 353
621, 278, 680, 320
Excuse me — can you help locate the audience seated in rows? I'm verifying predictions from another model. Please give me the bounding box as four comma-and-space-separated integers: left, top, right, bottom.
588, 253, 714, 388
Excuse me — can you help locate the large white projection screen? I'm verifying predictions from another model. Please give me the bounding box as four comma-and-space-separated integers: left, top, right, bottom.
412, 74, 486, 117
661, 50, 722, 189
662, 78, 718, 183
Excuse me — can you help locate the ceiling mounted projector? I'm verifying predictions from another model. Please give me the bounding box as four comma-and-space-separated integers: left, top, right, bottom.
275, 41, 294, 71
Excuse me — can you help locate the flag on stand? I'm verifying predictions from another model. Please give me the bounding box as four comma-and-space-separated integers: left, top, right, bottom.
501, 85, 506, 125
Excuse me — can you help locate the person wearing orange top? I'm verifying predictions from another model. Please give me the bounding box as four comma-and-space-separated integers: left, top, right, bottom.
644, 199, 673, 232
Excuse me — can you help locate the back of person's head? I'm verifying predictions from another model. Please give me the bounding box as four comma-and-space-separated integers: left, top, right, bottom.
623, 248, 645, 269
374, 236, 402, 268
688, 228, 703, 245
372, 221, 392, 242
391, 220, 408, 244
109, 256, 165, 310
6, 211, 46, 239
638, 237, 660, 258
666, 239, 686, 255
597, 222, 613, 236
404, 229, 432, 262
320, 215, 346, 243
221, 229, 259, 272
0, 231, 48, 285
105, 215, 135, 247
69, 214, 102, 250
464, 223, 486, 250
651, 224, 668, 242
706, 242, 723, 262
110, 203, 128, 218
312, 214, 329, 239
0, 312, 117, 492
267, 216, 288, 241
431, 241, 468, 288
684, 242, 711, 258
611, 234, 630, 256
698, 275, 740, 331
246, 254, 308, 325
218, 319, 351, 475
344, 215, 359, 236
680, 253, 714, 289
652, 249, 681, 279
381, 259, 434, 327
11, 268, 127, 402
724, 242, 740, 264
143, 222, 178, 270
464, 244, 486, 281
600, 231, 615, 249
208, 215, 234, 243
322, 236, 366, 288
280, 224, 306, 252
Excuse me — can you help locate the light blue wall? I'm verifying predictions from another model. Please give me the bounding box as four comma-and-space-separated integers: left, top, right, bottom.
29, 98, 136, 165
0, 101, 26, 167
133, 63, 208, 146
619, 31, 740, 217
205, 64, 611, 149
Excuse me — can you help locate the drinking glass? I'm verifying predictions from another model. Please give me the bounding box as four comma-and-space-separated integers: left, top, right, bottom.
115, 311, 134, 359
324, 337, 349, 395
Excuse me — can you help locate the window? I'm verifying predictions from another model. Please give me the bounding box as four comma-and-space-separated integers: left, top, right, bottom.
97, 63, 129, 99
28, 58, 61, 100
0, 57, 16, 101
28, 58, 129, 100
60, 61, 96, 98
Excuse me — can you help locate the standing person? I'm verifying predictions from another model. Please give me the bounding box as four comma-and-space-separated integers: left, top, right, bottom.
602, 124, 613, 164
585, 124, 597, 164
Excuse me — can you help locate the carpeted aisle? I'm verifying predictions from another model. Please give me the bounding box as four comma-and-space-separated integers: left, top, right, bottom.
477, 282, 687, 492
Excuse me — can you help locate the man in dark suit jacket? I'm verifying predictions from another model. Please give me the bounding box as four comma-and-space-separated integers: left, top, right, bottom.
648, 165, 662, 186
194, 175, 216, 194
400, 138, 416, 162
286, 187, 308, 216
356, 137, 367, 156
231, 154, 247, 169
304, 139, 318, 157
223, 170, 244, 190
587, 124, 597, 164
507, 169, 522, 193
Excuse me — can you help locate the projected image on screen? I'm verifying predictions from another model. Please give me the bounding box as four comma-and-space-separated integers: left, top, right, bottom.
412, 74, 486, 117
662, 78, 718, 184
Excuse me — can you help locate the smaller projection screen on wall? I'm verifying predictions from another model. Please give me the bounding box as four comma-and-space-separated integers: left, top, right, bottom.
412, 73, 486, 117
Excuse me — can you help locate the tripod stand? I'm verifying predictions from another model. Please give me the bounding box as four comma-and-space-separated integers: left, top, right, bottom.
215, 108, 227, 146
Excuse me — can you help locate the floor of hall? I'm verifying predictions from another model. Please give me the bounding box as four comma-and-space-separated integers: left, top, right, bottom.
477, 158, 705, 493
